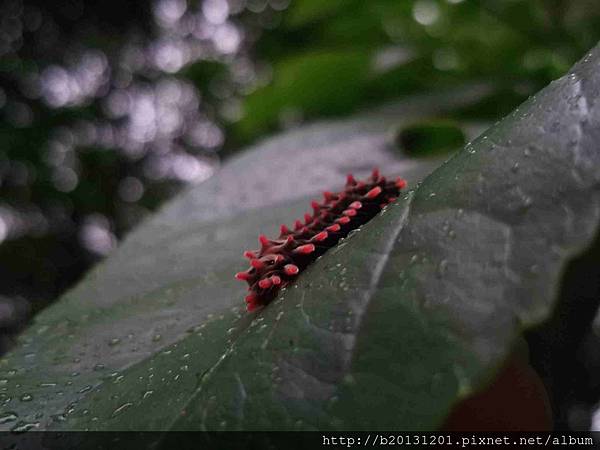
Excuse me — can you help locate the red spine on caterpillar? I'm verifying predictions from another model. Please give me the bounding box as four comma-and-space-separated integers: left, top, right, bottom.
235, 168, 407, 312
365, 186, 382, 199
395, 178, 407, 189
258, 278, 272, 289
279, 224, 290, 236
243, 250, 256, 259
284, 264, 299, 275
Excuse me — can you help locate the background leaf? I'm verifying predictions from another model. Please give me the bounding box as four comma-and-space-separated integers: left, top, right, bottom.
237, 50, 372, 139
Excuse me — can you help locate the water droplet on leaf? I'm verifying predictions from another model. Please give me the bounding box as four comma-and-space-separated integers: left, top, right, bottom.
0, 412, 17, 424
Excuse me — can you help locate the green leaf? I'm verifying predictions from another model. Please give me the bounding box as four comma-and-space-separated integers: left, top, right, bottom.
396, 119, 467, 157
197, 44, 600, 430
2, 40, 600, 432
0, 86, 486, 432
236, 50, 372, 139
285, 0, 347, 29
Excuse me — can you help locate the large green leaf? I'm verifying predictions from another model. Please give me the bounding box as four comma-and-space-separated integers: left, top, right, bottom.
111, 46, 600, 431
0, 85, 486, 433
2, 40, 600, 434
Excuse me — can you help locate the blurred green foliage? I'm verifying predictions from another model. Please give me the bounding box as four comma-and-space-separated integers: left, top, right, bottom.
397, 120, 466, 157
231, 0, 600, 143
1, 0, 599, 321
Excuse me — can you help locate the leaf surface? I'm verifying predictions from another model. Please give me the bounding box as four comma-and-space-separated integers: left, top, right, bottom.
1, 42, 599, 432
0, 87, 484, 432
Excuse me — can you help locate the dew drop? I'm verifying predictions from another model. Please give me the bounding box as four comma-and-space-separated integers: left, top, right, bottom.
521, 196, 533, 210
20, 394, 33, 402
51, 413, 67, 423
436, 259, 448, 278
0, 411, 17, 424
112, 402, 133, 417
186, 325, 203, 333
342, 374, 356, 385
143, 390, 153, 399
108, 338, 121, 346
10, 421, 39, 433
529, 264, 540, 276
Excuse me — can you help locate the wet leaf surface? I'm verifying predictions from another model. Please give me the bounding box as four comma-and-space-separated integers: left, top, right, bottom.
0, 87, 483, 432
1, 40, 600, 433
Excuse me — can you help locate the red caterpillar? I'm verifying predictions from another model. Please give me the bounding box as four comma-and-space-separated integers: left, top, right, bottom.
235, 169, 407, 311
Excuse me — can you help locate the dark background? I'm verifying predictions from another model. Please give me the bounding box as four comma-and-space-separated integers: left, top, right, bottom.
1, 0, 600, 429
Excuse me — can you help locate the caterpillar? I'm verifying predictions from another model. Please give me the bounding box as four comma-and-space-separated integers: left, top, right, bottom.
235, 168, 407, 311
